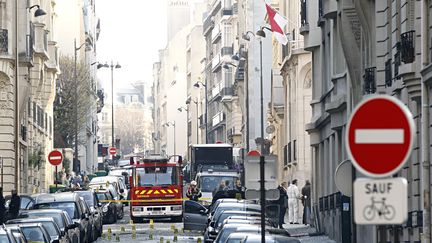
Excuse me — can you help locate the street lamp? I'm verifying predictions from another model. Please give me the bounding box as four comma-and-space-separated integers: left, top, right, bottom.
194, 81, 208, 144
177, 107, 188, 112
98, 61, 121, 165
243, 27, 271, 243
242, 31, 255, 153
28, 5, 47, 17
163, 122, 176, 155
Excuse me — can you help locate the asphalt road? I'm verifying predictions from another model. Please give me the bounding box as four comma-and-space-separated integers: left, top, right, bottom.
95, 206, 204, 243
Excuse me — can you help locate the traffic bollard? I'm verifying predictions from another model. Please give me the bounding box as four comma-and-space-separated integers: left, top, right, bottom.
159, 236, 164, 243
132, 232, 136, 240
173, 235, 178, 242
150, 219, 154, 229
197, 237, 202, 243
107, 228, 112, 234
166, 240, 170, 243
149, 233, 153, 240
115, 234, 120, 242
174, 228, 179, 234
107, 233, 112, 241
129, 220, 134, 225
121, 226, 125, 232
171, 224, 175, 231
132, 225, 136, 232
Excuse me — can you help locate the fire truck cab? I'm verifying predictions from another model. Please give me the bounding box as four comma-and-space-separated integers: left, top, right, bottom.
129, 154, 183, 223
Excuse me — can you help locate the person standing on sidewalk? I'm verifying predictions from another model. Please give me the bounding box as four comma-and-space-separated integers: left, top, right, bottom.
8, 190, 21, 220
302, 180, 311, 225
287, 179, 301, 224
0, 187, 5, 224
276, 182, 288, 228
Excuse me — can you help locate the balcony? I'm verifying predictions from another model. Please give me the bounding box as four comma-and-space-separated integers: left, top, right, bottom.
221, 46, 233, 56
210, 82, 224, 100
199, 114, 206, 128
46, 41, 59, 72
401, 30, 415, 64
212, 111, 225, 127
203, 15, 215, 36
211, 24, 221, 43
385, 59, 392, 87
0, 29, 8, 54
232, 2, 238, 14
33, 23, 49, 59
363, 67, 376, 94
317, 0, 325, 27
300, 0, 309, 34
211, 54, 222, 72
281, 40, 304, 62
235, 60, 245, 82
221, 86, 234, 102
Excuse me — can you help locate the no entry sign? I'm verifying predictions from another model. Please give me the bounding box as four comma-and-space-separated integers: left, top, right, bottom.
48, 150, 63, 166
109, 147, 117, 155
346, 95, 415, 177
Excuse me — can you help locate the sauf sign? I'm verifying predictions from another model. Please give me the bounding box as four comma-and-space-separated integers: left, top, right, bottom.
346, 95, 414, 225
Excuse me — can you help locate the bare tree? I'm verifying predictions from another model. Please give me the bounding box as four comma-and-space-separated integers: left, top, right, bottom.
115, 103, 146, 155
54, 55, 94, 149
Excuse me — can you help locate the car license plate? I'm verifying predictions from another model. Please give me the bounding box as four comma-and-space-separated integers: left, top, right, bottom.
152, 211, 163, 215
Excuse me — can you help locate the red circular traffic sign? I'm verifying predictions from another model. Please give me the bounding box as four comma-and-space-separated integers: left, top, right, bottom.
48, 150, 63, 166
346, 95, 415, 177
247, 150, 261, 156
109, 147, 117, 155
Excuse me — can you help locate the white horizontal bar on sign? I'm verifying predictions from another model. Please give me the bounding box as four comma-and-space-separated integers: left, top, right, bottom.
49, 156, 62, 160
354, 129, 404, 144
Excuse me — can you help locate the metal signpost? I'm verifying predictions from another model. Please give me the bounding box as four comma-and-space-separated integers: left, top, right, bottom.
48, 150, 63, 189
346, 95, 415, 225
0, 157, 3, 188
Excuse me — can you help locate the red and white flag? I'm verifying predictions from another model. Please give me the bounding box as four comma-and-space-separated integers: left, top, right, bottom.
265, 3, 288, 45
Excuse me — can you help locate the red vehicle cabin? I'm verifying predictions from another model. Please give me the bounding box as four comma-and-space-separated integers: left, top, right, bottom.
129, 154, 183, 222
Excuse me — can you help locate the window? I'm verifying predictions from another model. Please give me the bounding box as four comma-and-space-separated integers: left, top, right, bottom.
293, 140, 297, 161
184, 200, 205, 214
135, 166, 179, 186
287, 142, 292, 163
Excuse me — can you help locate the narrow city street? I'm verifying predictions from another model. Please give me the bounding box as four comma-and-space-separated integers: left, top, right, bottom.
96, 207, 203, 243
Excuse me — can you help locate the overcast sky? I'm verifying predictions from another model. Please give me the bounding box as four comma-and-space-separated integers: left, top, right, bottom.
96, 0, 168, 95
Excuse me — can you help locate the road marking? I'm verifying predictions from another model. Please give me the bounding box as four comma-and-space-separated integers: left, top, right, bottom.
355, 129, 404, 144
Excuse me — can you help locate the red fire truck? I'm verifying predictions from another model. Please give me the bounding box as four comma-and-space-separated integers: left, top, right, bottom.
129, 154, 183, 223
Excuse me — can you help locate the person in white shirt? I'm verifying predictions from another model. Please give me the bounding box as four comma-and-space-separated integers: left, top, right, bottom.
287, 179, 301, 224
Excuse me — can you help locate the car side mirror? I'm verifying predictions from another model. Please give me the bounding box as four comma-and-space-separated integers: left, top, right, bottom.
127, 185, 131, 189
199, 209, 206, 215
120, 189, 124, 193
98, 202, 102, 207
210, 222, 215, 228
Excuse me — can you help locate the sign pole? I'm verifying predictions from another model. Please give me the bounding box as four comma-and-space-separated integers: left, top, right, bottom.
0, 157, 3, 188
55, 165, 58, 189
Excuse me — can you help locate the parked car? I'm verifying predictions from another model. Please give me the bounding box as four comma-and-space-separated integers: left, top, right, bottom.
89, 176, 128, 201
58, 189, 103, 240
6, 218, 67, 243
0, 226, 19, 243
205, 211, 262, 242
77, 198, 96, 243
5, 195, 37, 211
89, 184, 123, 219
17, 209, 80, 243
6, 226, 27, 243
214, 224, 261, 243
225, 233, 300, 243
183, 200, 209, 231
32, 193, 91, 243
6, 223, 54, 243
95, 189, 117, 224
209, 203, 261, 225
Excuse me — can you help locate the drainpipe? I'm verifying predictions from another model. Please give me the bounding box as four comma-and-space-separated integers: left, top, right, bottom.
421, 0, 431, 241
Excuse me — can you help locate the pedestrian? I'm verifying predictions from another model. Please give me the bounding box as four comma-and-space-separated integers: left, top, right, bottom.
302, 180, 311, 225
287, 179, 301, 224
234, 178, 246, 199
186, 180, 202, 201
8, 189, 21, 220
212, 180, 226, 197
276, 182, 288, 228
212, 180, 227, 204
0, 187, 5, 224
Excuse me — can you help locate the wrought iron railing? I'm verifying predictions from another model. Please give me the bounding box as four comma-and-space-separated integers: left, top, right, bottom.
203, 16, 215, 35
221, 8, 232, 16
363, 67, 376, 94
221, 46, 233, 56
0, 29, 8, 53
401, 30, 415, 63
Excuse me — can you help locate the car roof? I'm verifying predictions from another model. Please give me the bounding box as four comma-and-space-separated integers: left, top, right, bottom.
7, 218, 56, 225
222, 224, 261, 230
90, 176, 119, 182
22, 209, 65, 214
218, 210, 261, 216
34, 193, 79, 203
243, 234, 299, 243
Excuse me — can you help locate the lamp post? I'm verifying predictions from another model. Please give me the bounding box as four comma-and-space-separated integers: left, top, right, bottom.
164, 122, 176, 155
244, 27, 271, 243
193, 81, 207, 143
73, 39, 88, 173
98, 61, 121, 165
242, 31, 255, 154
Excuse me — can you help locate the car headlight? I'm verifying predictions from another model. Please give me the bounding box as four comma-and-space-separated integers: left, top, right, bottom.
102, 205, 108, 213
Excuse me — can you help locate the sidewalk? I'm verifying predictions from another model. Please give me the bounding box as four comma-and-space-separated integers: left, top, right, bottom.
282, 224, 336, 243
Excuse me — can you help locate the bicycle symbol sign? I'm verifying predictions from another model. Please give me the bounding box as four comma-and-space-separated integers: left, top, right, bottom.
354, 177, 407, 225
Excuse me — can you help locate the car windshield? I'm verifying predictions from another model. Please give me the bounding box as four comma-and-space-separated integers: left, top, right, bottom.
0, 234, 9, 243
27, 213, 65, 229
96, 192, 107, 201
135, 166, 178, 186
216, 228, 236, 243
21, 227, 45, 243
75, 192, 94, 207
199, 176, 237, 192
33, 202, 78, 219
40, 222, 58, 238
